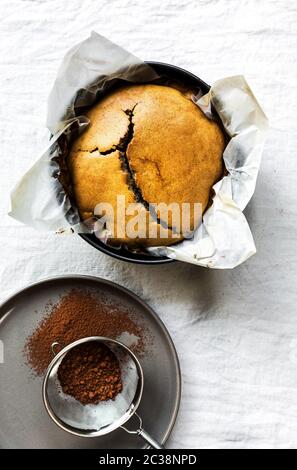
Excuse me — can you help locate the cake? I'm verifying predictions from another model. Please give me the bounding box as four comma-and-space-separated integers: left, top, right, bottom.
68, 84, 225, 246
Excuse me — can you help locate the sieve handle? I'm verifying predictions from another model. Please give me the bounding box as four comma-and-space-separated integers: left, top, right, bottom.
121, 413, 163, 449
138, 428, 163, 449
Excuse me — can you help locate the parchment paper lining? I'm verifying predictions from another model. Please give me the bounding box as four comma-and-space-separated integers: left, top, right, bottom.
9, 31, 268, 269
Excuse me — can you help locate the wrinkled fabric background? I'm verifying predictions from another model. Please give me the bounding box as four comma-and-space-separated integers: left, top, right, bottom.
1, 0, 297, 449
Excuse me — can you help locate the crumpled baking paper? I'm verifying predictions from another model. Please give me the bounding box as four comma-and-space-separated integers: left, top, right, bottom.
9, 31, 268, 269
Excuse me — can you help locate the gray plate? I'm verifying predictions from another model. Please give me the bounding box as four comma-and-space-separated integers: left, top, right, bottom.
0, 275, 181, 449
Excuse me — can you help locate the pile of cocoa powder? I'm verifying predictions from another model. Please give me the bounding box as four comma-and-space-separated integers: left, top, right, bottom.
57, 341, 123, 404
24, 289, 146, 376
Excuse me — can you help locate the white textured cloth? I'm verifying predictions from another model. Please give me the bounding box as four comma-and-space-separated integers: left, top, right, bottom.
1, 0, 297, 449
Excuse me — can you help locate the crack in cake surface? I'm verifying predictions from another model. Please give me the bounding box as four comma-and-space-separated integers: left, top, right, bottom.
117, 106, 150, 209
75, 146, 118, 155
74, 104, 176, 233
118, 107, 176, 232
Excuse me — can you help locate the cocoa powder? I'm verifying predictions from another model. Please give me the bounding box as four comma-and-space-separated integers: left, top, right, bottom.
57, 341, 122, 404
24, 289, 146, 376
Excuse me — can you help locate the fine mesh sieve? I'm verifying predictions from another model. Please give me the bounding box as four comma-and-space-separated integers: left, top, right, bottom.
42, 336, 163, 449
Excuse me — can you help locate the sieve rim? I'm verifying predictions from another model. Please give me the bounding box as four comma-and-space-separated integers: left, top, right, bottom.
42, 336, 144, 438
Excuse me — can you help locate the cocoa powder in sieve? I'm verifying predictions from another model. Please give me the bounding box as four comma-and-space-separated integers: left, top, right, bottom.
57, 341, 122, 404
24, 289, 146, 376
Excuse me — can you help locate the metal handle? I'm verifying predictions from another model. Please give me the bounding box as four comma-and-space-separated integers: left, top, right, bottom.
121, 412, 163, 449
137, 428, 163, 449
51, 341, 61, 356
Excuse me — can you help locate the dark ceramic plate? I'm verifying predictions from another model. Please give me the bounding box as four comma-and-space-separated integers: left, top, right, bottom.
0, 275, 181, 449
80, 61, 210, 264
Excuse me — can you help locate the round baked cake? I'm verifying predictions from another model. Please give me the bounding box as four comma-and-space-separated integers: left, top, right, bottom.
68, 84, 225, 246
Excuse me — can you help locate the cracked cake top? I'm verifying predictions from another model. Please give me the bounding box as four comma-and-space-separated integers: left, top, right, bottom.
68, 84, 225, 247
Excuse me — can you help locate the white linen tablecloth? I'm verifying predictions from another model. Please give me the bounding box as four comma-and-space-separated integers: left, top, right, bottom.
1, 0, 297, 449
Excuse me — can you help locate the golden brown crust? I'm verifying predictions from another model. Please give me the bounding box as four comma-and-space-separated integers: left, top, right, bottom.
68, 150, 134, 213
71, 86, 145, 153
68, 84, 225, 247
128, 86, 224, 224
